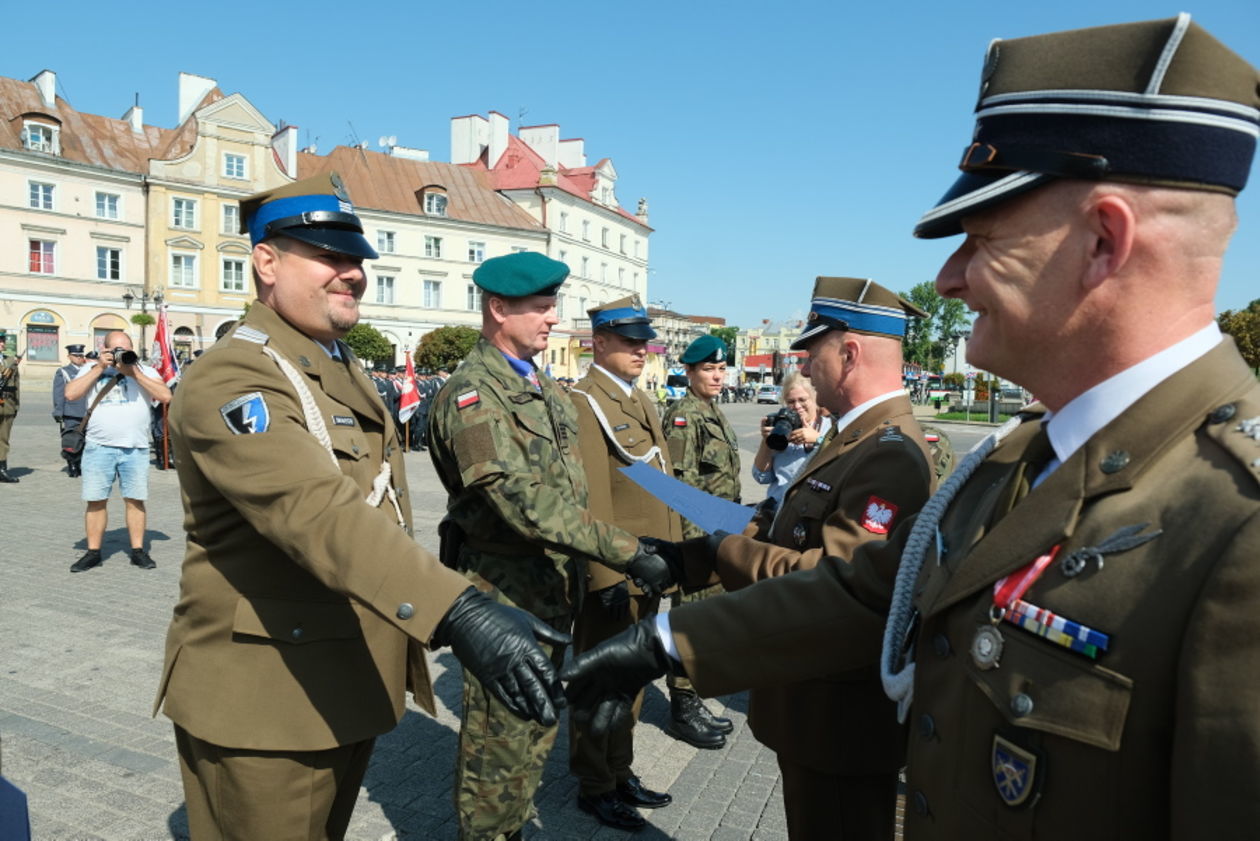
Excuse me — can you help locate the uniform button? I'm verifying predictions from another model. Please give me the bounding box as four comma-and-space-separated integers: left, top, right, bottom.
918, 713, 936, 740
352, 445, 360, 455
1099, 450, 1129, 474
396, 603, 415, 620
932, 633, 950, 657
1010, 693, 1034, 718
291, 627, 304, 639
912, 790, 929, 816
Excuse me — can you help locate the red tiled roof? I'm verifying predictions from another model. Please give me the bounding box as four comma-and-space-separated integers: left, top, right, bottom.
298, 146, 545, 232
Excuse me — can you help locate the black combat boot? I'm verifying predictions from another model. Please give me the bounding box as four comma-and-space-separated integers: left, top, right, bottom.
692, 697, 734, 735
0, 461, 18, 483
667, 690, 726, 749
67, 459, 81, 478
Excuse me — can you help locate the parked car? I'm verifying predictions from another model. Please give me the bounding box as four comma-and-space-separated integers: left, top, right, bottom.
756, 384, 782, 404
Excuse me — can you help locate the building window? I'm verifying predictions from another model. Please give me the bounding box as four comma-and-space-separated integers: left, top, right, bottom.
556, 295, 565, 320
618, 267, 625, 284
29, 181, 54, 210
376, 275, 395, 305
96, 246, 122, 281
601, 263, 608, 282
223, 153, 247, 179
222, 204, 240, 234
425, 193, 448, 217
582, 220, 590, 241
221, 258, 246, 292
634, 239, 641, 258
620, 234, 627, 254
558, 249, 567, 265
466, 284, 482, 311
423, 279, 442, 309
601, 228, 609, 248
468, 241, 485, 263
377, 231, 396, 254
25, 325, 59, 362
172, 197, 198, 230
559, 212, 568, 233
580, 256, 589, 277
96, 192, 120, 220
170, 253, 198, 288
29, 239, 55, 274
21, 122, 58, 154
425, 235, 442, 258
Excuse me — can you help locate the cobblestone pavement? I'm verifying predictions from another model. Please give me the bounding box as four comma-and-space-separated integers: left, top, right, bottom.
0, 395, 792, 841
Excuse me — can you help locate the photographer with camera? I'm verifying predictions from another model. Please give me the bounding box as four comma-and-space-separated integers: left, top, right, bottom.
751, 372, 832, 507
63, 331, 171, 573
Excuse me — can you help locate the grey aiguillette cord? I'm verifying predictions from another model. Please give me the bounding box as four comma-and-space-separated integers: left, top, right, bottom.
880, 415, 1024, 722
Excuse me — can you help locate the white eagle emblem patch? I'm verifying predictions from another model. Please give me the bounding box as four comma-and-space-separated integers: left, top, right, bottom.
860, 496, 898, 534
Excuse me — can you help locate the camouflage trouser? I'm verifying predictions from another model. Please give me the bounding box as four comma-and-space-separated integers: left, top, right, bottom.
455, 633, 566, 841
666, 582, 726, 693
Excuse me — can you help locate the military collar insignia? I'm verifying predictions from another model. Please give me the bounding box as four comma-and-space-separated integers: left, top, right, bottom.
992, 734, 1040, 808
1099, 450, 1130, 474
298, 355, 312, 368
220, 393, 270, 435
792, 522, 808, 548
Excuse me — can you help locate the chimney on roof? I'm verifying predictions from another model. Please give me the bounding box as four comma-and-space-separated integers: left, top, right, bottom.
558, 137, 585, 168
636, 198, 649, 224
122, 93, 144, 135
31, 70, 56, 109
272, 124, 299, 177
487, 111, 509, 169
450, 114, 488, 165
177, 72, 216, 125
519, 124, 559, 168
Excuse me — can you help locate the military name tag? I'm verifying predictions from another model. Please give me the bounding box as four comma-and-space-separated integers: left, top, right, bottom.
332, 415, 355, 427
805, 477, 832, 493
992, 734, 1040, 808
613, 423, 630, 432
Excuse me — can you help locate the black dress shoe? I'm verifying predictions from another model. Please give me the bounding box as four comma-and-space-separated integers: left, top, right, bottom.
71, 549, 103, 573
617, 775, 672, 808
578, 792, 646, 831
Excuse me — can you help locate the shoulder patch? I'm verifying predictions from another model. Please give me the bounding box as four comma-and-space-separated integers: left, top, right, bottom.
879, 424, 904, 443
220, 393, 270, 434
457, 390, 480, 410
861, 495, 899, 534
673, 417, 688, 427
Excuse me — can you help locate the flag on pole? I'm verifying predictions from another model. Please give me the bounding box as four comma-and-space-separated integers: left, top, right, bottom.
398, 351, 420, 424
152, 304, 180, 386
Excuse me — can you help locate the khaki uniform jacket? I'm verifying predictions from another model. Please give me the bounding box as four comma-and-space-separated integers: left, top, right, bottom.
712, 394, 933, 774
0, 353, 18, 415
427, 337, 639, 622
570, 367, 683, 593
662, 391, 742, 538
155, 303, 470, 751
670, 338, 1260, 839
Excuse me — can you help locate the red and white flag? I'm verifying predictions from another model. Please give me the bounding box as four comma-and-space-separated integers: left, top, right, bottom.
397, 351, 420, 423
152, 304, 180, 386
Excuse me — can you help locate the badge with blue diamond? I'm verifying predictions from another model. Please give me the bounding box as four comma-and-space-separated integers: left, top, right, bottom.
992, 734, 1039, 808
220, 392, 270, 435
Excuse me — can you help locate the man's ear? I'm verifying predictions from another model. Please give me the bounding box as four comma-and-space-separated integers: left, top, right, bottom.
253, 243, 281, 291
1084, 193, 1136, 291
840, 334, 861, 371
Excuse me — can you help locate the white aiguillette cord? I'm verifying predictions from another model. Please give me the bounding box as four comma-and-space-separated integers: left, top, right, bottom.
262, 346, 406, 528
880, 415, 1023, 722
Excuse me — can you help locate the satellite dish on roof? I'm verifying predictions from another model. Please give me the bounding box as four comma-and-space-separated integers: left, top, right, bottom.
388, 135, 397, 146
378, 136, 388, 148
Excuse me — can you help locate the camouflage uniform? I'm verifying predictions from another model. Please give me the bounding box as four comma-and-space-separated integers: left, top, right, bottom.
428, 336, 639, 841
660, 388, 741, 693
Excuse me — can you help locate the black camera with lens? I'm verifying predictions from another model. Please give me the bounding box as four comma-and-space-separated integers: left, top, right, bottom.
764, 406, 804, 451
112, 347, 139, 366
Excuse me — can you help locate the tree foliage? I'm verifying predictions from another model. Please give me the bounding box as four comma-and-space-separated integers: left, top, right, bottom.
343, 323, 395, 364
417, 326, 479, 372
129, 313, 155, 327
710, 326, 739, 365
901, 281, 970, 371
1218, 299, 1260, 372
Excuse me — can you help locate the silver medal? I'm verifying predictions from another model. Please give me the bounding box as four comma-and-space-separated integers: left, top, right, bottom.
971, 625, 1005, 670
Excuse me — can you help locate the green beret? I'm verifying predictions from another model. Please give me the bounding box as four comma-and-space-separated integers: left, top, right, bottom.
681, 334, 729, 365
473, 252, 568, 297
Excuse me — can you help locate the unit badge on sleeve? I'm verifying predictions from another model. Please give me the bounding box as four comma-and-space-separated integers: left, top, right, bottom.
992, 734, 1041, 808
220, 393, 270, 435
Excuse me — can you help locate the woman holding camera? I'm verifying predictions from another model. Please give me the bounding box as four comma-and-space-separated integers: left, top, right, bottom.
751, 373, 832, 505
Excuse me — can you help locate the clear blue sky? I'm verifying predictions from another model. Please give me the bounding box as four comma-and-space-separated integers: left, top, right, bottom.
9, 1, 1258, 328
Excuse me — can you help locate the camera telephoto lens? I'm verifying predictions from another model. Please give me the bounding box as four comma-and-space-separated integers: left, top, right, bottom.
114, 348, 139, 366
766, 407, 803, 451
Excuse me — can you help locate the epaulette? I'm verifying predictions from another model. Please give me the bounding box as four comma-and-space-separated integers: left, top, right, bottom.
1205, 399, 1260, 487
877, 422, 904, 443
230, 325, 270, 347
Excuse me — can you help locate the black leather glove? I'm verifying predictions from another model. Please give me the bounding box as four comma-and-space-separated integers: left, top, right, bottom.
53, 415, 62, 423
561, 618, 677, 736
704, 530, 732, 564
625, 542, 677, 598
594, 581, 631, 622
432, 587, 571, 727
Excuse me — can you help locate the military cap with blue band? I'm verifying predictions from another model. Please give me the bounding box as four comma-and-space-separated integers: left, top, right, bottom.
239, 172, 378, 259
790, 277, 926, 350
681, 334, 728, 365
473, 251, 569, 298
65, 344, 86, 354
916, 13, 1260, 239
589, 295, 656, 340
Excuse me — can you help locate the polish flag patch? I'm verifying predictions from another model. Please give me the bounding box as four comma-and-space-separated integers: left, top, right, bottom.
673, 417, 688, 427
456, 390, 480, 410
861, 496, 898, 534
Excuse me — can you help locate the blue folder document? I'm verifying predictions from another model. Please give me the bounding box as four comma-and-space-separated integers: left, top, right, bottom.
619, 462, 755, 535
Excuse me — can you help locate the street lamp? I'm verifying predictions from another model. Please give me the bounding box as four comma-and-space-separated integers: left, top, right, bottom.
122, 287, 164, 360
